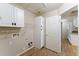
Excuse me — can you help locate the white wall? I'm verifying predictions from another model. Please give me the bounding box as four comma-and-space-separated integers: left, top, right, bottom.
78, 4, 79, 56
0, 8, 36, 56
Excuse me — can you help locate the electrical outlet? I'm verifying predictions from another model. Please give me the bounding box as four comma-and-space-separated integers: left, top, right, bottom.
28, 43, 31, 48
30, 42, 32, 44
12, 33, 19, 38
28, 42, 33, 48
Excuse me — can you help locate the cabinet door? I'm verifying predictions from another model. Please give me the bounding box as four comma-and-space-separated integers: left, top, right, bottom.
34, 16, 45, 48
14, 7, 24, 27
0, 3, 24, 27
11, 5, 17, 27
16, 8, 24, 27
0, 4, 12, 26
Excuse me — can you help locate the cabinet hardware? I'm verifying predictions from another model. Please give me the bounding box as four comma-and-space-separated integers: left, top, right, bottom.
14, 23, 16, 25
41, 25, 42, 27
41, 29, 42, 31
12, 23, 16, 25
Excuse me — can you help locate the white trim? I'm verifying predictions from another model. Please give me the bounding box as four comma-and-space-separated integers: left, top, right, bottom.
16, 46, 34, 56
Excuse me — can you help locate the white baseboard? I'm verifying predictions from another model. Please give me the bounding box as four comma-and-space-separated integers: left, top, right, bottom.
16, 46, 34, 56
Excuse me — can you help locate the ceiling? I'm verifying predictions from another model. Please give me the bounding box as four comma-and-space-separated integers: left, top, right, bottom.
12, 3, 63, 15
61, 6, 78, 18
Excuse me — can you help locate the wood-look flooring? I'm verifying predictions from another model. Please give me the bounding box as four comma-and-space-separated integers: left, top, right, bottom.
20, 39, 78, 56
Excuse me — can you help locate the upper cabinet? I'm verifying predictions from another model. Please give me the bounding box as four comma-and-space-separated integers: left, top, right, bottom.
0, 3, 24, 27
73, 17, 78, 27
14, 7, 24, 27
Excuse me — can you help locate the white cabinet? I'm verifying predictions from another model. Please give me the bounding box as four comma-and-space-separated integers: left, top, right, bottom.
34, 16, 45, 48
0, 4, 12, 26
14, 7, 24, 27
73, 17, 78, 27
0, 3, 24, 27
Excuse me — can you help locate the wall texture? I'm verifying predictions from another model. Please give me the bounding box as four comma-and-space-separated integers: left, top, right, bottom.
0, 9, 36, 56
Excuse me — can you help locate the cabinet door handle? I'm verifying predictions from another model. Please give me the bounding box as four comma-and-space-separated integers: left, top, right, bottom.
12, 23, 13, 25
14, 23, 16, 25
12, 23, 16, 25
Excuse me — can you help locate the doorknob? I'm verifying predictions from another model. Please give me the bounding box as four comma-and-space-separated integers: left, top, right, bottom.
41, 29, 42, 31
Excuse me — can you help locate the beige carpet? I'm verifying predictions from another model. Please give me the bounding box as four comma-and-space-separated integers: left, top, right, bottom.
21, 39, 78, 56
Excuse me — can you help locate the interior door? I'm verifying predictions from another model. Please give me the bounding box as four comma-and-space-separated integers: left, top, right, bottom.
34, 16, 44, 48
46, 16, 61, 52
34, 16, 41, 48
